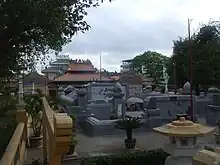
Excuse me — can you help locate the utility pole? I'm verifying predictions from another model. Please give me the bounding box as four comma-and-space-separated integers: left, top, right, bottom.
188, 18, 194, 121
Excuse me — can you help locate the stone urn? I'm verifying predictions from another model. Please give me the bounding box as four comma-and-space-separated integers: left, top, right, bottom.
153, 117, 215, 165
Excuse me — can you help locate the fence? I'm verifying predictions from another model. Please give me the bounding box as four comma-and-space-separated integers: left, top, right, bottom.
42, 97, 72, 165
0, 97, 73, 165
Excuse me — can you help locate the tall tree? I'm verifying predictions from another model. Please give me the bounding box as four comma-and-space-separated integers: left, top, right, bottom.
167, 21, 220, 89
0, 0, 112, 78
132, 51, 170, 83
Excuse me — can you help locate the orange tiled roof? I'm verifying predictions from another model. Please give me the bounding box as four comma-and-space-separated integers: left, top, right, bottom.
109, 76, 120, 81
54, 73, 111, 82
67, 63, 96, 72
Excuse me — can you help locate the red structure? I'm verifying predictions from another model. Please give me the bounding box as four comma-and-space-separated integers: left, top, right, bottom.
51, 62, 113, 87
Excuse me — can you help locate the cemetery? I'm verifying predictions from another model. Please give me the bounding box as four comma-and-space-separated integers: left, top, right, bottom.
4, 0, 220, 164
46, 79, 220, 165
3, 71, 220, 165
56, 80, 218, 137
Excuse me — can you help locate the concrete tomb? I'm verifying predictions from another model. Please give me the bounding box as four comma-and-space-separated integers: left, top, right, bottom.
207, 93, 220, 125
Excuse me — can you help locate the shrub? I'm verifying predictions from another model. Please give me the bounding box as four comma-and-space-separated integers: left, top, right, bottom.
0, 83, 17, 158
24, 93, 43, 137
80, 148, 169, 165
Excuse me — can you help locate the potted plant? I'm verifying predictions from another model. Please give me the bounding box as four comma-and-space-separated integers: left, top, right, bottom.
24, 93, 43, 148
67, 135, 78, 155
215, 120, 220, 144
115, 116, 141, 149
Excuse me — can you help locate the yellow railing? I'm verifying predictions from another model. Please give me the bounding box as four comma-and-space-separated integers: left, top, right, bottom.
42, 97, 72, 165
0, 110, 28, 165
0, 97, 73, 165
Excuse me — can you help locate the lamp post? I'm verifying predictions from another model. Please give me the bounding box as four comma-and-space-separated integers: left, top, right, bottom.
188, 18, 194, 121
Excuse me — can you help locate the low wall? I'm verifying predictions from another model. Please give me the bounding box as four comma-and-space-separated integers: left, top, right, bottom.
83, 114, 162, 137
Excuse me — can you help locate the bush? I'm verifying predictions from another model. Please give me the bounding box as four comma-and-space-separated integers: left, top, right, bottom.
80, 148, 169, 165
0, 116, 17, 159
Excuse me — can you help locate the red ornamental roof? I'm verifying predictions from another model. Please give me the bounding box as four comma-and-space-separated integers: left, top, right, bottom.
67, 63, 96, 72
53, 73, 111, 82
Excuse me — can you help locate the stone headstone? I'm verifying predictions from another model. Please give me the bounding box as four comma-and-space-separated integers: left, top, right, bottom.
213, 94, 220, 106
208, 86, 220, 93
111, 82, 126, 118
147, 97, 156, 109
77, 88, 87, 110
183, 81, 191, 94
87, 82, 128, 101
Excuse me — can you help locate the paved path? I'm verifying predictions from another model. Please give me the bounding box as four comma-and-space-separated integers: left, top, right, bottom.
24, 117, 216, 164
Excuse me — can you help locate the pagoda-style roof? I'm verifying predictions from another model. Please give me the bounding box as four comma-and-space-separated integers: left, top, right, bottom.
23, 71, 46, 85
53, 73, 111, 82
42, 66, 62, 73
153, 117, 214, 137
67, 63, 96, 72
50, 58, 70, 65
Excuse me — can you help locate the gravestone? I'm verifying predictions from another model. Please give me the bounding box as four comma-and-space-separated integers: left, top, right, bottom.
87, 82, 128, 101
207, 93, 220, 125
67, 106, 92, 129
183, 81, 191, 94
77, 88, 87, 110
87, 103, 111, 120
213, 94, 220, 106
207, 86, 220, 99
145, 97, 161, 127
144, 95, 196, 123
110, 82, 126, 118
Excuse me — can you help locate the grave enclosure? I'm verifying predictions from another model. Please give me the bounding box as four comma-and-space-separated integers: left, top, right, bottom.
57, 82, 220, 136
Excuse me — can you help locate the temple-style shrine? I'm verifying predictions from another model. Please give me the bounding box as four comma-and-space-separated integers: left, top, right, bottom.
50, 59, 113, 88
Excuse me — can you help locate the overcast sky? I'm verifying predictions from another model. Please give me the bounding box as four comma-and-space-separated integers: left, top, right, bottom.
58, 0, 220, 72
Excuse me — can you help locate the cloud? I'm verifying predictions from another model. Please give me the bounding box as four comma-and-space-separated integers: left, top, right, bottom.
60, 0, 220, 72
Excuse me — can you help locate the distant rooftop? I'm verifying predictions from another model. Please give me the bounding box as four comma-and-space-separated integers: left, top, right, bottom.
50, 58, 70, 65
67, 63, 96, 72
53, 73, 111, 82
70, 59, 92, 64
42, 66, 63, 73
56, 55, 70, 59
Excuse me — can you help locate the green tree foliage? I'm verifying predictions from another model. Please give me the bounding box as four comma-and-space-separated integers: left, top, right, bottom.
0, 84, 17, 116
0, 0, 112, 78
24, 92, 43, 137
132, 51, 170, 83
167, 21, 220, 88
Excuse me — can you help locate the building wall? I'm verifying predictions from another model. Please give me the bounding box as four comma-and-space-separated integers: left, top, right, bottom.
120, 60, 133, 73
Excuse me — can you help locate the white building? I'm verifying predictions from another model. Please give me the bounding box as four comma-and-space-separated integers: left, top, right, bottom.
41, 55, 70, 80
120, 59, 134, 73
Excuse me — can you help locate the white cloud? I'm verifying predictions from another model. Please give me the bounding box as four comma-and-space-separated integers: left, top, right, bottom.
60, 0, 220, 72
